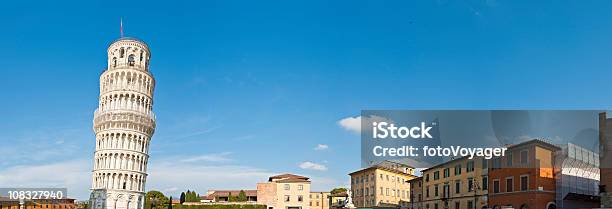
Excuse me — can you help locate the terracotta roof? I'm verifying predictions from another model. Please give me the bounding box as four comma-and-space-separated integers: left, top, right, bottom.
268, 173, 309, 181
200, 195, 214, 200
348, 165, 417, 178
274, 178, 311, 183
0, 196, 19, 202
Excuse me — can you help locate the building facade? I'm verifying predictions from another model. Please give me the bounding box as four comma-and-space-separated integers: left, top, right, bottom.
420, 156, 488, 209
408, 177, 422, 209
0, 198, 76, 209
204, 190, 258, 202
257, 174, 311, 209
554, 143, 600, 209
89, 37, 156, 209
328, 192, 348, 209
488, 139, 559, 209
349, 161, 417, 208
309, 192, 329, 209
599, 112, 612, 207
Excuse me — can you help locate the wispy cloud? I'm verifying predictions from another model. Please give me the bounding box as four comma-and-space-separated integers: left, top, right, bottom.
298, 161, 328, 171
147, 158, 274, 198
181, 152, 234, 163
314, 144, 329, 151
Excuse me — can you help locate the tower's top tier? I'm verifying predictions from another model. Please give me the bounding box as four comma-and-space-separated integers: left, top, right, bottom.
106, 37, 151, 72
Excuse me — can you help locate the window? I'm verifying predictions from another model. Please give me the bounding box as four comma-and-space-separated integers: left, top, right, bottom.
520, 150, 528, 164
425, 174, 430, 182
128, 54, 135, 66
468, 178, 474, 192
467, 200, 473, 209
284, 184, 290, 190
380, 187, 383, 195
365, 188, 369, 196
434, 184, 439, 196
434, 171, 440, 180
120, 48, 125, 58
493, 179, 500, 193
298, 184, 303, 190
426, 186, 430, 197
443, 184, 449, 198
386, 188, 389, 196
298, 195, 303, 202
455, 181, 461, 194
482, 176, 488, 190
454, 164, 462, 175
285, 195, 290, 202
380, 174, 383, 180
444, 168, 450, 178
506, 177, 514, 192
140, 51, 144, 61
434, 203, 439, 209
112, 57, 117, 67
467, 161, 474, 172
455, 201, 460, 209
386, 175, 389, 181
520, 175, 528, 191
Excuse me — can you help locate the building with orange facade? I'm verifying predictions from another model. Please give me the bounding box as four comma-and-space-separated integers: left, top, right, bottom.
487, 139, 560, 209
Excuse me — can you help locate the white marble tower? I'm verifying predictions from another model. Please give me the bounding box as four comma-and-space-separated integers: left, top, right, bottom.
90, 36, 156, 209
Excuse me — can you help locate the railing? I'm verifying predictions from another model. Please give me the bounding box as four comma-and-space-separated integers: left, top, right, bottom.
94, 108, 156, 122
101, 83, 153, 95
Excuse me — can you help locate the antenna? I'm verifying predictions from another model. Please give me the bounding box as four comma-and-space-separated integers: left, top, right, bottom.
120, 17, 124, 37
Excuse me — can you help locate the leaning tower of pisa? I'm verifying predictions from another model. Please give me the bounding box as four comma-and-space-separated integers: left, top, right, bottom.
90, 37, 156, 209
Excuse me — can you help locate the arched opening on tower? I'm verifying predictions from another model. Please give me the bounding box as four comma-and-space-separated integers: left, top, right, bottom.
128, 55, 135, 67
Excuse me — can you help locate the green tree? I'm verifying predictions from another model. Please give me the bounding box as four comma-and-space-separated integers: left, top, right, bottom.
180, 192, 185, 204
185, 190, 190, 202
330, 188, 347, 195
145, 191, 169, 209
237, 190, 247, 202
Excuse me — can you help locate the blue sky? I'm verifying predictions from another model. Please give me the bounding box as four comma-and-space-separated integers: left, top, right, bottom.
2, 0, 612, 200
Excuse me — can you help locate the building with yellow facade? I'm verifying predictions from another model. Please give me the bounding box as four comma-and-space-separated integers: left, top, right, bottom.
309, 192, 329, 209
420, 157, 488, 209
257, 174, 311, 209
349, 161, 417, 209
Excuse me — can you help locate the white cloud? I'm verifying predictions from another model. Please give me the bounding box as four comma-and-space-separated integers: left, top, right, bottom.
337, 115, 393, 134
180, 152, 234, 163
314, 144, 329, 151
298, 162, 328, 171
0, 159, 92, 200
338, 116, 362, 134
